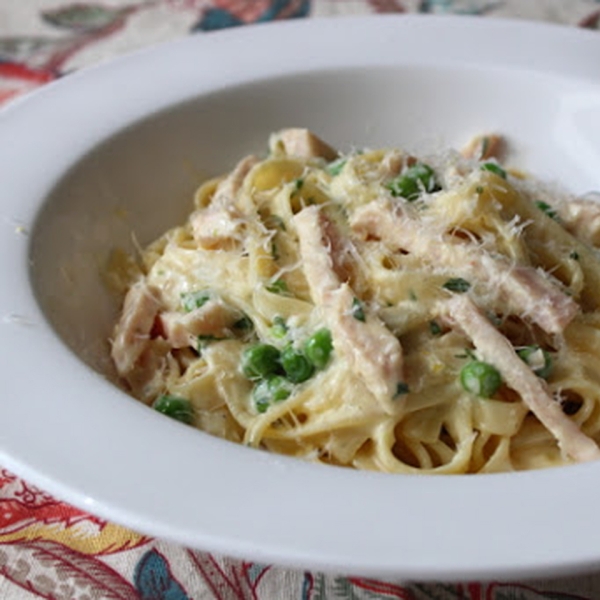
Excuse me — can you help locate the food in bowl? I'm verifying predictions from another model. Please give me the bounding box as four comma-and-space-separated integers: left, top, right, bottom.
109, 128, 600, 474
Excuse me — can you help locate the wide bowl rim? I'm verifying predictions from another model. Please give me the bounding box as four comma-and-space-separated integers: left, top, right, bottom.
2, 14, 600, 581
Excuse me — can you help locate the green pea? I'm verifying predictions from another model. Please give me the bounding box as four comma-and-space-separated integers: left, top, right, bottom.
304, 328, 333, 369
460, 360, 502, 398
152, 395, 194, 424
386, 163, 440, 201
517, 346, 553, 379
241, 344, 281, 380
480, 162, 507, 179
253, 375, 293, 413
281, 346, 315, 383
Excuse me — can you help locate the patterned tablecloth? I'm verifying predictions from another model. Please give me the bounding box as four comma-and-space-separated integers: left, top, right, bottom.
3, 1, 600, 598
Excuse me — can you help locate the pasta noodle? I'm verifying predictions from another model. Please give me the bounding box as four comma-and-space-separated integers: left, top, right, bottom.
109, 128, 600, 474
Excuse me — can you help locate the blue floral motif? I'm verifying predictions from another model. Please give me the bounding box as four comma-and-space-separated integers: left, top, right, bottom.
418, 0, 500, 15
194, 0, 311, 32
257, 0, 311, 22
134, 549, 190, 600
194, 7, 243, 31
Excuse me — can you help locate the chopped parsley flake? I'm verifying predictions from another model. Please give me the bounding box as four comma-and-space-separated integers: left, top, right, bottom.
535, 200, 558, 220
326, 158, 347, 177
480, 137, 490, 157
429, 320, 442, 336
480, 162, 507, 179
517, 345, 553, 379
351, 297, 366, 322
395, 382, 410, 397
267, 214, 286, 231
196, 334, 225, 352
443, 278, 471, 293
181, 290, 211, 312
387, 163, 441, 202
266, 279, 289, 295
233, 315, 253, 331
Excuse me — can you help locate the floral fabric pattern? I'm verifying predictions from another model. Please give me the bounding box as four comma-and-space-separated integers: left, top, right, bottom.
2, 1, 600, 598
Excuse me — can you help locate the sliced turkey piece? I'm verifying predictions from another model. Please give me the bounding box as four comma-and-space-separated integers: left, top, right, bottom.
351, 199, 578, 335
294, 205, 404, 412
111, 280, 161, 377
441, 294, 600, 463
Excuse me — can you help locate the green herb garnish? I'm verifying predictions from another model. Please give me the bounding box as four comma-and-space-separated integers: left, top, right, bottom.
386, 163, 440, 201
480, 162, 507, 179
517, 345, 553, 379
181, 290, 211, 312
535, 200, 558, 220
429, 320, 442, 336
443, 278, 471, 293
395, 382, 410, 397
266, 279, 289, 295
351, 297, 366, 322
233, 314, 253, 331
326, 158, 347, 177
253, 375, 293, 413
266, 214, 286, 231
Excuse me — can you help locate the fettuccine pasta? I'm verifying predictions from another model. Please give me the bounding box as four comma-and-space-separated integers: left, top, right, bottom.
110, 128, 600, 474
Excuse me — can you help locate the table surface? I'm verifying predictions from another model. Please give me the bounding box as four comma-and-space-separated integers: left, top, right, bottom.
3, 1, 600, 598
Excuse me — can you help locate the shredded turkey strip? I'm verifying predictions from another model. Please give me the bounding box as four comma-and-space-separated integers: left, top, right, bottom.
351, 199, 578, 335
277, 128, 338, 161
294, 206, 404, 412
461, 133, 505, 161
441, 294, 600, 462
158, 300, 241, 349
111, 280, 161, 376
191, 155, 258, 249
212, 154, 258, 206
556, 196, 600, 248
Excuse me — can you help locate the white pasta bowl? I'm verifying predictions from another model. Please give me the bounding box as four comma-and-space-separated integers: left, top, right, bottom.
2, 15, 600, 581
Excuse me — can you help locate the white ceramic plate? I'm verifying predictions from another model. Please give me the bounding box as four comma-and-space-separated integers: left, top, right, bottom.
2, 15, 600, 582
